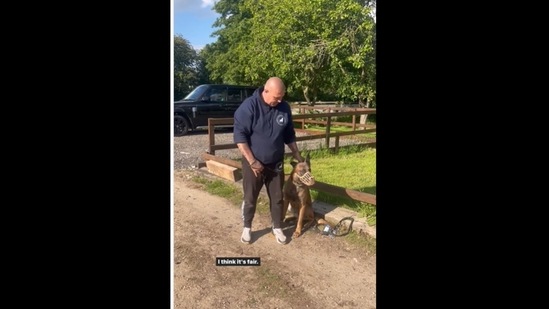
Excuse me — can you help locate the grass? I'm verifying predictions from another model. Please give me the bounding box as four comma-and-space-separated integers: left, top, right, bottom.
346, 230, 376, 252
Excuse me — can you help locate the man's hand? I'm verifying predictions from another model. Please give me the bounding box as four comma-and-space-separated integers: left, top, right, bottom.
294, 153, 304, 163
250, 160, 264, 177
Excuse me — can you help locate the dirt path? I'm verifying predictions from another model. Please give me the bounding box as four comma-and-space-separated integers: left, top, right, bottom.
174, 170, 376, 308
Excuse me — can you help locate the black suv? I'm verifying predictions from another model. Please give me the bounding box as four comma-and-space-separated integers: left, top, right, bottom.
174, 84, 257, 136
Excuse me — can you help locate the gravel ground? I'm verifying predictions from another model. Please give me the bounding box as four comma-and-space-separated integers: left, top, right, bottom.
173, 129, 240, 170
173, 128, 367, 170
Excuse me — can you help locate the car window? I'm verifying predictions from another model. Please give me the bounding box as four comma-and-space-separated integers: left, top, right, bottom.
227, 88, 243, 102
182, 84, 208, 100
206, 86, 227, 102
245, 88, 257, 98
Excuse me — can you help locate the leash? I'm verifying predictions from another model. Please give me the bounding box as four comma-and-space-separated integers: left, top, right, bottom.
316, 217, 354, 238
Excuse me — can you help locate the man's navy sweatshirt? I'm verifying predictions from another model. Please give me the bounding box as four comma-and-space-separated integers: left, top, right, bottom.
233, 87, 297, 165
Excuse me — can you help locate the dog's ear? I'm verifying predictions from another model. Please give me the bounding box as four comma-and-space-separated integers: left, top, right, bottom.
290, 161, 297, 168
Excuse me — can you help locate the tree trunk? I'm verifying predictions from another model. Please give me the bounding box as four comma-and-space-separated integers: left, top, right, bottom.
302, 86, 309, 105
302, 86, 314, 106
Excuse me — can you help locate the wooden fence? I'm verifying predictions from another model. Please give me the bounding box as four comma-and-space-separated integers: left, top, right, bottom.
292, 105, 375, 131
201, 108, 376, 206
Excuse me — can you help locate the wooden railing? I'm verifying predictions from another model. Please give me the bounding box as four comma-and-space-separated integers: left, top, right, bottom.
292, 106, 375, 131
201, 108, 376, 206
207, 108, 376, 154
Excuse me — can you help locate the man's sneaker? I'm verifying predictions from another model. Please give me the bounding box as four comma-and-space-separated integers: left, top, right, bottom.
241, 227, 251, 244
272, 228, 287, 244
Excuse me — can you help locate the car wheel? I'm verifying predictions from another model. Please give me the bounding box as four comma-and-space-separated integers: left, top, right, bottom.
174, 115, 190, 136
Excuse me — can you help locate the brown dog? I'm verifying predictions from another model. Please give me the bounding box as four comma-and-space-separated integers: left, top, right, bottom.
282, 154, 328, 238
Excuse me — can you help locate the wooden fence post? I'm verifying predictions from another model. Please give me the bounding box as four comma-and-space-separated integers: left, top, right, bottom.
208, 119, 215, 155
325, 115, 331, 148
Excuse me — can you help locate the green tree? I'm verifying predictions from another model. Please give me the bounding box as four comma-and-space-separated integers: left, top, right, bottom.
241, 0, 375, 106
326, 0, 376, 107
205, 0, 259, 85
174, 34, 204, 100
202, 0, 375, 107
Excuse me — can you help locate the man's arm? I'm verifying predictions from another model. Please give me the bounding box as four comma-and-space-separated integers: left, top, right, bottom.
237, 143, 264, 176
287, 141, 304, 162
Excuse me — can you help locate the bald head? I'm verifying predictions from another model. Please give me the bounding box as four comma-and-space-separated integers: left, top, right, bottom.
262, 77, 286, 107
265, 77, 286, 92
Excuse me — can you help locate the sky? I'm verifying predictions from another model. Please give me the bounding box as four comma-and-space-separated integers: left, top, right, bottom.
173, 0, 220, 50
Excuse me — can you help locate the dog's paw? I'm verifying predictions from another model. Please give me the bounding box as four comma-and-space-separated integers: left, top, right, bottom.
292, 230, 302, 238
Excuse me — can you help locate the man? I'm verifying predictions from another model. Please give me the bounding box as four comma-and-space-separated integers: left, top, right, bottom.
234, 77, 304, 245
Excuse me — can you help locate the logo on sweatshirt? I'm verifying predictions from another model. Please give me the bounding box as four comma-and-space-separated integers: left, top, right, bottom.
276, 115, 286, 126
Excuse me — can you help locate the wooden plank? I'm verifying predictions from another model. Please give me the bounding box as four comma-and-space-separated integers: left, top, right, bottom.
303, 120, 371, 127
207, 118, 234, 125
310, 181, 376, 205
207, 120, 395, 154
210, 143, 238, 152
205, 108, 377, 127
293, 110, 377, 118
202, 153, 242, 169
205, 160, 242, 182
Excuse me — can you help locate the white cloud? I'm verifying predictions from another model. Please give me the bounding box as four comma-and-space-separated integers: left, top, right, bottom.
200, 0, 216, 8
174, 0, 217, 12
